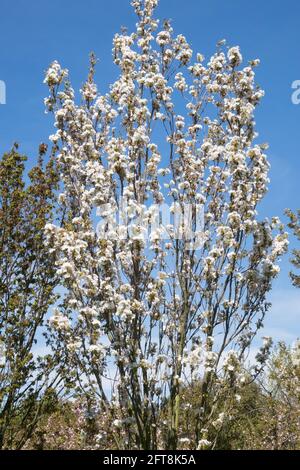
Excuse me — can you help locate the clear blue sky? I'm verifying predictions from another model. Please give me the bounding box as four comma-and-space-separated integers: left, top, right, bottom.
0, 0, 299, 345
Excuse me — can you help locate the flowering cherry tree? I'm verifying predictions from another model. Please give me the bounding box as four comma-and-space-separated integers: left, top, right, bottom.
44, 0, 288, 449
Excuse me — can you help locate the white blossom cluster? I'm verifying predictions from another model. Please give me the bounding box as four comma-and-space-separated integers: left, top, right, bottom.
43, 0, 288, 448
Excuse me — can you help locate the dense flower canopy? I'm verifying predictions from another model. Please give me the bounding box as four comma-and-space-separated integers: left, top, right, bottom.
40, 0, 290, 450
